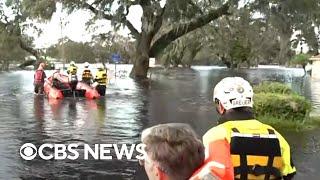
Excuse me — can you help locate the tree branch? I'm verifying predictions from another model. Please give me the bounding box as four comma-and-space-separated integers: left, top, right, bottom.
123, 18, 140, 37
150, 1, 231, 57
0, 10, 40, 65
139, 0, 151, 7
151, 5, 166, 37
18, 37, 40, 60
83, 2, 113, 20
188, 0, 204, 15
84, 2, 140, 38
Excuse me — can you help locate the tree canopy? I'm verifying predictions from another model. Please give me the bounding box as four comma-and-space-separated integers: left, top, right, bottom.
0, 0, 320, 73
157, 0, 320, 68
19, 0, 234, 78
45, 34, 134, 64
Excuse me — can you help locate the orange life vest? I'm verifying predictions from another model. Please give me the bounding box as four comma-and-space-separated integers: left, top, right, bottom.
190, 139, 234, 180
82, 69, 92, 79
34, 70, 45, 84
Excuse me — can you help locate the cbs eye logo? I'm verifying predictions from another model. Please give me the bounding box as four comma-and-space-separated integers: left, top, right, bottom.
20, 143, 37, 160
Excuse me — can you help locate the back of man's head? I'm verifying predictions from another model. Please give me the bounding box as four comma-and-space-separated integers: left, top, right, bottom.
141, 123, 204, 180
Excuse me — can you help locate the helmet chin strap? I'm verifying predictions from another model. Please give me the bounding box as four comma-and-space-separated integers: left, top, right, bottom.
216, 101, 226, 115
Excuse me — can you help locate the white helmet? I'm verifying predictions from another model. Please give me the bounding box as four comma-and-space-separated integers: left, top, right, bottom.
84, 62, 89, 67
54, 66, 60, 71
70, 61, 76, 65
97, 64, 104, 69
213, 77, 253, 110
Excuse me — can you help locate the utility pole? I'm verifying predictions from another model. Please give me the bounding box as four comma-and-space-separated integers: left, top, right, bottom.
60, 16, 65, 70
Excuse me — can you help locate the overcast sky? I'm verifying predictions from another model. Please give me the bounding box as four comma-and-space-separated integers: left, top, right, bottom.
30, 4, 143, 48
28, 0, 310, 53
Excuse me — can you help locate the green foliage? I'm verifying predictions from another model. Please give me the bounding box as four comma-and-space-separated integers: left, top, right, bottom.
253, 82, 293, 94
159, 29, 203, 67
45, 35, 134, 64
0, 31, 27, 70
0, 0, 42, 63
254, 93, 311, 122
230, 39, 251, 64
201, 7, 281, 68
253, 82, 311, 124
290, 54, 311, 66
20, 0, 56, 20
46, 40, 95, 63
64, 41, 95, 63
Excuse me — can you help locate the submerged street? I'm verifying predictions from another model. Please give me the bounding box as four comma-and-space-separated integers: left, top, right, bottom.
0, 65, 319, 179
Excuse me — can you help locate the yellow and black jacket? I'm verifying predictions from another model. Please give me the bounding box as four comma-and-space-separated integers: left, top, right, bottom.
82, 68, 93, 80
67, 65, 77, 75
203, 120, 296, 180
95, 69, 107, 86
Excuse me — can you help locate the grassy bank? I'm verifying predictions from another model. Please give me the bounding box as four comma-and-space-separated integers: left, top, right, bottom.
253, 82, 319, 130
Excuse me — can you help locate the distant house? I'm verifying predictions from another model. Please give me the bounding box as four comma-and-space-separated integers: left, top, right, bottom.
310, 54, 320, 78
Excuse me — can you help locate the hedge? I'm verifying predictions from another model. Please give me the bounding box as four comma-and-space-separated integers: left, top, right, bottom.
253, 82, 311, 125
253, 93, 311, 122
253, 82, 293, 95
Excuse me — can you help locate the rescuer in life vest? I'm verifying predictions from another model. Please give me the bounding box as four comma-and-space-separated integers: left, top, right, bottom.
34, 62, 46, 94
67, 61, 78, 91
139, 123, 206, 180
93, 64, 107, 96
52, 66, 66, 89
203, 77, 296, 180
81, 62, 93, 85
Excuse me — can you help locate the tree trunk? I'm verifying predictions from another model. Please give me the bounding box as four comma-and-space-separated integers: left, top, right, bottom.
278, 33, 291, 65
129, 1, 230, 79
1, 60, 10, 71
130, 34, 152, 80
221, 56, 231, 68
302, 64, 306, 76
173, 57, 179, 67
236, 63, 241, 70
183, 48, 199, 68
246, 59, 251, 69
230, 62, 238, 70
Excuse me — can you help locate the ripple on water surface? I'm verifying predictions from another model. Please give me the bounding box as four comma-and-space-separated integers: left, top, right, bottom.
0, 66, 319, 179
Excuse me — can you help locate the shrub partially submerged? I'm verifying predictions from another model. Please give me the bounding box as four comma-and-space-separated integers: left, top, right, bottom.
254, 82, 293, 95
253, 82, 312, 129
254, 93, 311, 122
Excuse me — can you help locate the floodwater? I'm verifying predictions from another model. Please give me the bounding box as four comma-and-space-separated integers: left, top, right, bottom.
0, 65, 319, 180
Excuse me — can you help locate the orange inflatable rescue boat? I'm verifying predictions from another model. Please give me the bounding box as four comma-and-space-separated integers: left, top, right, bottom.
44, 75, 100, 99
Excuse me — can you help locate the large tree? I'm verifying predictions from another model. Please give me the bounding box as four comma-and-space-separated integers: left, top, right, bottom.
0, 0, 54, 62
0, 30, 27, 70
252, 0, 320, 63
26, 0, 236, 79
155, 0, 320, 68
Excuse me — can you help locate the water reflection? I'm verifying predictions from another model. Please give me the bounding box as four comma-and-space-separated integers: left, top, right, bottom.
34, 96, 45, 121
48, 98, 63, 120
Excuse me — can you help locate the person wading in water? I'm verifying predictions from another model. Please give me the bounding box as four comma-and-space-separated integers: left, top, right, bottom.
34, 62, 46, 95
